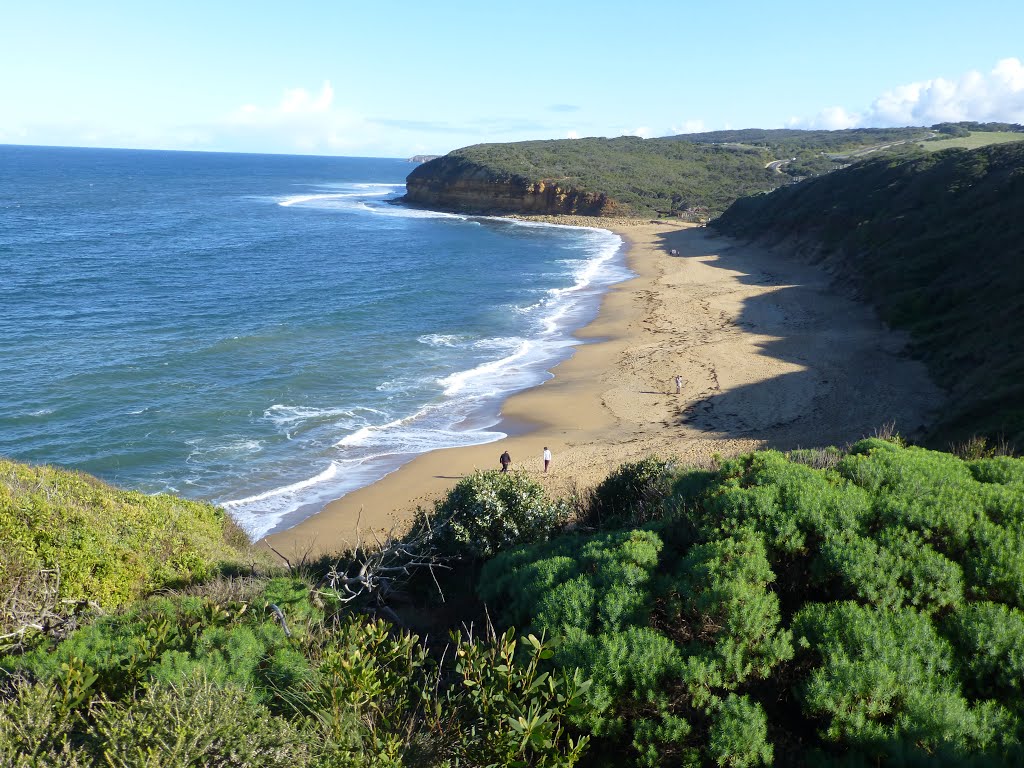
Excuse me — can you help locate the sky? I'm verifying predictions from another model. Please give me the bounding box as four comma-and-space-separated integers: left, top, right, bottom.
1, 0, 1022, 158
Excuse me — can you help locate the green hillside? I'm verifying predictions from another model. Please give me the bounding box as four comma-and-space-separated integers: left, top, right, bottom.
922, 131, 1024, 152
5, 442, 1024, 766
0, 458, 251, 618
711, 141, 1024, 449
405, 127, 1002, 218
408, 136, 782, 217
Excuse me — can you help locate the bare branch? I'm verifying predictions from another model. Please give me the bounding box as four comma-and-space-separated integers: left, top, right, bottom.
262, 539, 293, 572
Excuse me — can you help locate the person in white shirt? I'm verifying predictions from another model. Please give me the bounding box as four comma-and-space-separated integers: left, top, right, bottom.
543, 446, 552, 473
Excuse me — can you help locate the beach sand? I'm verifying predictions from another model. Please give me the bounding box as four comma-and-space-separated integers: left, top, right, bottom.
265, 220, 942, 559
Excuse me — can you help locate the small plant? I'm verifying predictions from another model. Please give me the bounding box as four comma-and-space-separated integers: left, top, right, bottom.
952, 434, 1014, 460
445, 626, 591, 767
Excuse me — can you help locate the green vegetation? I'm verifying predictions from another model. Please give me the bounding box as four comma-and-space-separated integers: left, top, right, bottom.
409, 124, 1023, 220
479, 440, 1024, 765
668, 127, 936, 180
4, 439, 1024, 765
712, 141, 1024, 449
0, 458, 251, 647
409, 136, 782, 217
1, 566, 590, 767
668, 127, 932, 153
411, 469, 572, 559
921, 131, 1024, 151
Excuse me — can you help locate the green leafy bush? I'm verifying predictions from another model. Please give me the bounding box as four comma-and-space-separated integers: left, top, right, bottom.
479, 442, 1024, 765
584, 456, 681, 529
92, 674, 308, 768
0, 458, 250, 617
1, 571, 593, 767
412, 469, 570, 559
5, 578, 313, 706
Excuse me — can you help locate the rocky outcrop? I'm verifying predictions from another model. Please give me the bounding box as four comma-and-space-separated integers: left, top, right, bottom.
401, 155, 618, 216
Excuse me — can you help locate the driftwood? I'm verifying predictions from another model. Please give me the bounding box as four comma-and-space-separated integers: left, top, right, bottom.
1, 566, 103, 651
263, 510, 451, 627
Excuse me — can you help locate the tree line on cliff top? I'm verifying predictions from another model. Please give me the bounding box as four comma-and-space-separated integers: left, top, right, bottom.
711, 140, 1024, 451
4, 433, 1024, 766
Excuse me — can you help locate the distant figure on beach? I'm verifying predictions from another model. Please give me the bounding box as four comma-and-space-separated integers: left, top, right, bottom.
674, 375, 683, 394
669, 248, 679, 256
499, 450, 512, 473
543, 446, 552, 473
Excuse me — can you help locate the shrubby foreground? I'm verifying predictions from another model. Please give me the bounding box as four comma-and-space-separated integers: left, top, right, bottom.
2, 438, 1023, 766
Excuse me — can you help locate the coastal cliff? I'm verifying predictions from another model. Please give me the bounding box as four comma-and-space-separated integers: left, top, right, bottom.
403, 154, 616, 216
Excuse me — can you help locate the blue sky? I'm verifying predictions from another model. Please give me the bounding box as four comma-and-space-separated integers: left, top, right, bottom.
2, 0, 1022, 157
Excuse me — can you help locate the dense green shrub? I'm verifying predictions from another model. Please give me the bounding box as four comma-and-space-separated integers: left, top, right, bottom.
479, 441, 1024, 765
480, 526, 791, 763
412, 469, 570, 559
0, 572, 592, 767
793, 602, 1017, 757
944, 602, 1024, 700
0, 458, 250, 617
585, 456, 681, 529
707, 694, 772, 768
4, 578, 313, 707
93, 674, 308, 768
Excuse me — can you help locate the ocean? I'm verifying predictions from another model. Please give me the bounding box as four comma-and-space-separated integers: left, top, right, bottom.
0, 145, 627, 538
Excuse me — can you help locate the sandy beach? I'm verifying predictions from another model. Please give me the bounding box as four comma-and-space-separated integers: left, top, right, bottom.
265, 220, 942, 559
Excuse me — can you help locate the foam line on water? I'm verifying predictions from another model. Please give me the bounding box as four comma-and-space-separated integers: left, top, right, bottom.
222, 211, 628, 539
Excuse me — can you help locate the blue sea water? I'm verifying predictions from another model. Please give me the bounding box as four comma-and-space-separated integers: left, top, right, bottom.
0, 145, 627, 538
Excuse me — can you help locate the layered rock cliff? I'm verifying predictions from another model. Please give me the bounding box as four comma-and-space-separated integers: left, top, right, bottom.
402, 155, 618, 216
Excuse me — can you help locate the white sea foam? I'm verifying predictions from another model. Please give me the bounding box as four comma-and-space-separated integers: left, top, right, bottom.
185, 437, 264, 463
438, 338, 532, 396
418, 333, 468, 348
264, 404, 357, 426
222, 208, 627, 540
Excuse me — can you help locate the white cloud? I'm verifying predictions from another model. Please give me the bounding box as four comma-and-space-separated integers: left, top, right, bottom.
219, 81, 384, 154
566, 130, 580, 139
793, 106, 861, 130
670, 119, 706, 134
792, 58, 1024, 129
623, 126, 653, 138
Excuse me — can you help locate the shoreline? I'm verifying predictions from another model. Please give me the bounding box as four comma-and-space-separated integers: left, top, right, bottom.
265, 219, 942, 559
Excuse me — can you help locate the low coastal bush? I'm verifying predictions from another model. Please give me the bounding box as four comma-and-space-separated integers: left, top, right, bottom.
583, 456, 681, 530
411, 469, 571, 559
478, 440, 1024, 765
0, 458, 250, 630
0, 573, 592, 767
8, 442, 1024, 765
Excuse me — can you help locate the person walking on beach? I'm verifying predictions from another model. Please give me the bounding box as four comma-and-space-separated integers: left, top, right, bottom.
674, 375, 684, 394
499, 450, 512, 473
543, 446, 552, 473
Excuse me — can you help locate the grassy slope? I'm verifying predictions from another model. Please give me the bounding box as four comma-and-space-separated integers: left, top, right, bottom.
711, 141, 1024, 448
0, 458, 251, 611
922, 131, 1024, 152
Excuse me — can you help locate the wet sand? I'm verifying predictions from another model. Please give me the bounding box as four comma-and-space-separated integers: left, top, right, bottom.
265, 220, 941, 559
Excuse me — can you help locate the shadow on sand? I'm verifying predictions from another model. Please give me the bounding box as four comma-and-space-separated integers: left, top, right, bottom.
647, 227, 942, 449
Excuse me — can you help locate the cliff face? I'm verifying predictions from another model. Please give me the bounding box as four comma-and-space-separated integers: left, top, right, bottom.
402, 156, 618, 216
